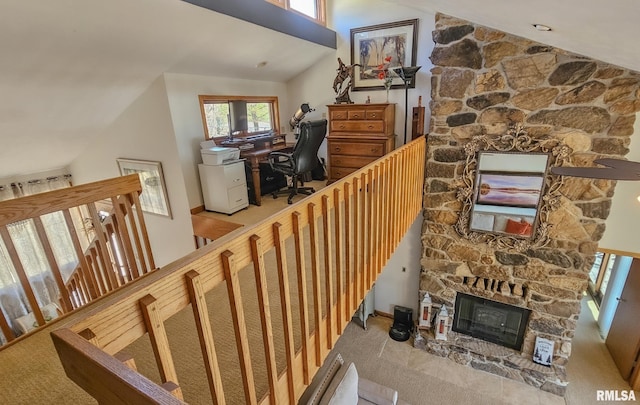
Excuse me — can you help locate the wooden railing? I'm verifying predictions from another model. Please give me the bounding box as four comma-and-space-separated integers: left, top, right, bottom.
51, 138, 427, 404
0, 174, 154, 344
64, 192, 156, 309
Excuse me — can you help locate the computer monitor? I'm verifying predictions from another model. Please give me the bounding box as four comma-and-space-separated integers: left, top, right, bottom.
229, 100, 248, 139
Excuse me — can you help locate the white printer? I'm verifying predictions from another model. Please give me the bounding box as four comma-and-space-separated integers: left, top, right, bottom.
200, 146, 241, 166
198, 142, 248, 214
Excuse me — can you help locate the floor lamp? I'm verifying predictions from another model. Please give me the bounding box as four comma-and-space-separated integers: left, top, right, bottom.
393, 66, 421, 144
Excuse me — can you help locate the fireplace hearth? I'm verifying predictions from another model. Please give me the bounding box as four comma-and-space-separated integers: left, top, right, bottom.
452, 292, 531, 351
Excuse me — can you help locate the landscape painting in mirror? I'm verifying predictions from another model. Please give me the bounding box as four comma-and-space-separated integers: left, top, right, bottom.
469, 152, 549, 238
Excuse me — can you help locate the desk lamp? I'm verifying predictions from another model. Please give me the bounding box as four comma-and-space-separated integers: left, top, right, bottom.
392, 66, 421, 144
289, 103, 314, 138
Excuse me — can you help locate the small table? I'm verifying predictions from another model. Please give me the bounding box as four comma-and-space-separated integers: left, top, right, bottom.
191, 215, 243, 248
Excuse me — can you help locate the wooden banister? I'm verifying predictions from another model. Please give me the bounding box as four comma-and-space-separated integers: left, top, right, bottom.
0, 175, 142, 227
0, 174, 155, 346
51, 138, 427, 404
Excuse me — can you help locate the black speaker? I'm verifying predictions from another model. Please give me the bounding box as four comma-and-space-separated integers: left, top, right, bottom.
229, 100, 248, 134
389, 305, 413, 342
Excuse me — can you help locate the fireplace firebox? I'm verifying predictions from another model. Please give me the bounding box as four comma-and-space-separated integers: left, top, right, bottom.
452, 292, 531, 351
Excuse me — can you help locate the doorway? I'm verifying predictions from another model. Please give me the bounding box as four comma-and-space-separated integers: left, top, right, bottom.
605, 258, 640, 387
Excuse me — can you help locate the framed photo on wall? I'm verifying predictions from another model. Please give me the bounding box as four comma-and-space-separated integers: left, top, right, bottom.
350, 19, 419, 91
117, 158, 172, 219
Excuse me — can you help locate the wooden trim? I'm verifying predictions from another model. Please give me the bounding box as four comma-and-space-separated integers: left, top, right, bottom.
598, 247, 640, 259
250, 235, 278, 405
272, 222, 296, 403
321, 195, 335, 348
0, 308, 15, 342
307, 203, 324, 365
333, 188, 344, 333
222, 250, 257, 405
190, 205, 204, 215
185, 270, 226, 405
51, 328, 182, 405
292, 211, 310, 384
139, 295, 179, 388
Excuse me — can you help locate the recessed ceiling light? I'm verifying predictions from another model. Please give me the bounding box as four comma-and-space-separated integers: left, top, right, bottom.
256, 61, 268, 68
532, 24, 552, 32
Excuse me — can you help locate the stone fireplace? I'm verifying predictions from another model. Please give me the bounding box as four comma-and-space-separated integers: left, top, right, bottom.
417, 13, 640, 396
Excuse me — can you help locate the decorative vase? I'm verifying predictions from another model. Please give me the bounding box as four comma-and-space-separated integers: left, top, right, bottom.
384, 81, 391, 102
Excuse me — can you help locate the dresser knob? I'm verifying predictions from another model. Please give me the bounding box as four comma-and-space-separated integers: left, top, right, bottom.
371, 148, 379, 153
368, 125, 374, 129
371, 113, 377, 117
339, 125, 345, 129
335, 147, 341, 152
353, 114, 360, 118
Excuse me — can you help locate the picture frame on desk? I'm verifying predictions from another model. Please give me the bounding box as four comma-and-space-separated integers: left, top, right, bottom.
116, 158, 172, 219
350, 19, 419, 91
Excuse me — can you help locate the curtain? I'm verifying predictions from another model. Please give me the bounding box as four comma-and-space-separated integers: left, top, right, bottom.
0, 175, 74, 337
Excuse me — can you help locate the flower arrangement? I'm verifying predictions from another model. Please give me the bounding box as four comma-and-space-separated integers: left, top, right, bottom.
377, 55, 394, 90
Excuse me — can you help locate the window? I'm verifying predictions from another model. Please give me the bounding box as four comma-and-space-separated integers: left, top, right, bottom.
588, 251, 617, 307
199, 95, 281, 139
266, 0, 326, 25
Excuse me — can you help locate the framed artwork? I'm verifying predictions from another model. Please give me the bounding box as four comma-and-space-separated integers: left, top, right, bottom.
454, 124, 571, 251
350, 19, 419, 91
116, 158, 172, 219
469, 152, 548, 238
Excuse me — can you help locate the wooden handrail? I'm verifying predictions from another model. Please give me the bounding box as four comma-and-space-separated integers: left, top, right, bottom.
63, 190, 156, 310
0, 174, 155, 346
51, 138, 427, 404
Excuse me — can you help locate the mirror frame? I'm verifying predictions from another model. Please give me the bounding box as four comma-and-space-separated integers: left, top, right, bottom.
454, 124, 571, 251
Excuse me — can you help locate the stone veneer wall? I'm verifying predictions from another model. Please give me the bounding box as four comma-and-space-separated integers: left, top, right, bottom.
417, 13, 640, 395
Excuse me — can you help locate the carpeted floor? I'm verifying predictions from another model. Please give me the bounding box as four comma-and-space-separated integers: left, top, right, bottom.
197, 180, 328, 228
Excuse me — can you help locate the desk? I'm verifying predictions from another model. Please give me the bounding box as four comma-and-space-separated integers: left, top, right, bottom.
218, 133, 287, 205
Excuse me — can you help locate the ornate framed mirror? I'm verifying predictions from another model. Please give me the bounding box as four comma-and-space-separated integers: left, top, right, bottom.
454, 125, 571, 250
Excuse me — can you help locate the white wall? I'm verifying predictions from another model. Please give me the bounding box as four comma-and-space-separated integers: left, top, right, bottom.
597, 114, 640, 255
288, 0, 436, 315
374, 215, 424, 317
69, 76, 194, 268
163, 73, 290, 208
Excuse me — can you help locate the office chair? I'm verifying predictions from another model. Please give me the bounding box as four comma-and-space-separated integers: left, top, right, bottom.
268, 119, 327, 204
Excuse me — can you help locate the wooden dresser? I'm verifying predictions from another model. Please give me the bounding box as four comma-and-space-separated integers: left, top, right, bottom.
326, 103, 396, 183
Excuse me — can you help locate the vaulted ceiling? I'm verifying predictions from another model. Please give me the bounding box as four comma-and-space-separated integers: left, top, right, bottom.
1, 0, 638, 179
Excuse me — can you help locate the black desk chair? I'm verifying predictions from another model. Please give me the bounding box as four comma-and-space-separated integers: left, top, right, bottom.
268, 119, 327, 204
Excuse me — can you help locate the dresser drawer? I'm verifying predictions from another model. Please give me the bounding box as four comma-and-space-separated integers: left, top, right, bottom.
365, 109, 385, 120
330, 120, 385, 133
330, 166, 359, 180
329, 142, 385, 157
347, 110, 366, 120
331, 155, 378, 168
330, 109, 349, 120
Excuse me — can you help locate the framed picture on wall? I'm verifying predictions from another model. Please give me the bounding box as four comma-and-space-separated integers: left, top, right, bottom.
117, 158, 172, 219
350, 19, 419, 91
